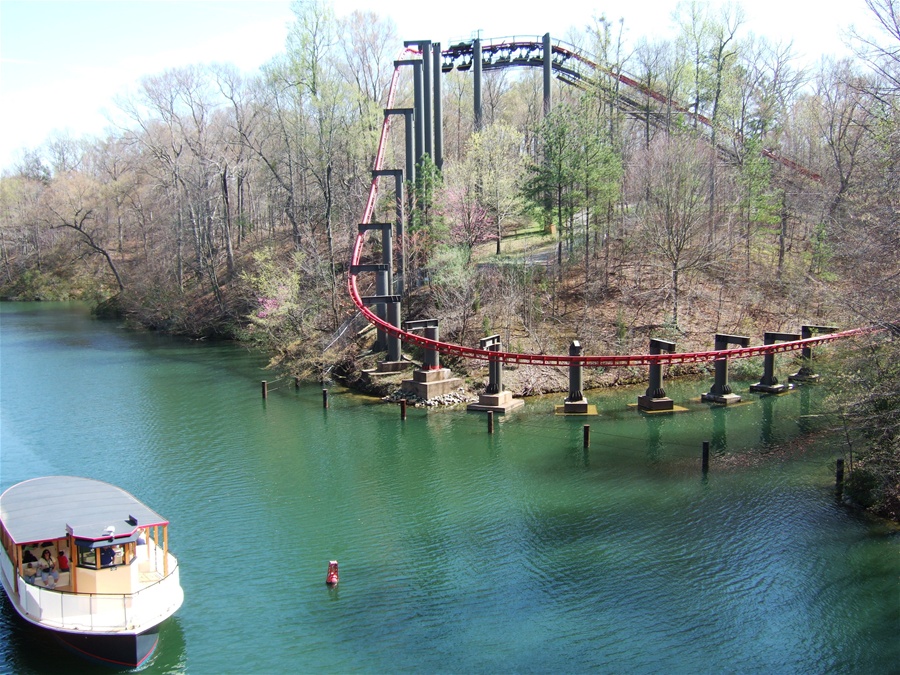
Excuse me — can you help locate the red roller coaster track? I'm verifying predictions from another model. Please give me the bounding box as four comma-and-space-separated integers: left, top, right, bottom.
348, 41, 873, 368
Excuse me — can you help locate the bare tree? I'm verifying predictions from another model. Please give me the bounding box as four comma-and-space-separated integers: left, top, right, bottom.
40, 171, 124, 292
336, 10, 398, 113
632, 136, 724, 328
814, 59, 873, 221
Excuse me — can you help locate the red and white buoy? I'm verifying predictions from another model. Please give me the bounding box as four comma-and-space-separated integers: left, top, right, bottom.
326, 560, 339, 586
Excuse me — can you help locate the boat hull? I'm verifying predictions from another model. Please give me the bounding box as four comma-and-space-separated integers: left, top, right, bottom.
54, 627, 160, 668
0, 575, 163, 670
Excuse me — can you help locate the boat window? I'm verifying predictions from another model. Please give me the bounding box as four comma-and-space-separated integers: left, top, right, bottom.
76, 544, 96, 569
77, 545, 121, 568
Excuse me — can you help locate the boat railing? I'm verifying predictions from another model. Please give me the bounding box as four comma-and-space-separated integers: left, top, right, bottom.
7, 550, 182, 632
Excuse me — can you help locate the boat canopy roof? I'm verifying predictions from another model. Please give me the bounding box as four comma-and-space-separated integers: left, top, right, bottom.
0, 476, 168, 546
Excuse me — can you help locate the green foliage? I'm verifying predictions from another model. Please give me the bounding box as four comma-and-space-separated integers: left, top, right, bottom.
845, 468, 885, 510
3, 262, 111, 303
15, 269, 75, 301
428, 245, 472, 300
810, 222, 833, 275
827, 336, 900, 519
738, 137, 779, 226
728, 356, 762, 380
520, 100, 622, 248
465, 122, 527, 248
520, 106, 577, 233
410, 154, 443, 233
239, 247, 321, 351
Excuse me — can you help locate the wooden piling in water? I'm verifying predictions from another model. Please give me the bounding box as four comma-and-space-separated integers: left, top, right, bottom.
261, 381, 268, 400
487, 410, 494, 434
400, 399, 407, 420
583, 425, 590, 448
702, 441, 710, 475
322, 388, 328, 408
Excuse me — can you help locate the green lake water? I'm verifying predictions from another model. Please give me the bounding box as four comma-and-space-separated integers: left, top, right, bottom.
1, 302, 897, 674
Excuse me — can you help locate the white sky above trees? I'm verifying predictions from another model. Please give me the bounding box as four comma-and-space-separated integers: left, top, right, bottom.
0, 0, 873, 171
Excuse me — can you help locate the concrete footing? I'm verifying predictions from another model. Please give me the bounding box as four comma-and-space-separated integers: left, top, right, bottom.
749, 381, 793, 394
401, 367, 463, 400
555, 398, 598, 416
637, 395, 674, 411
701, 392, 743, 405
375, 360, 410, 373
788, 368, 820, 383
467, 390, 524, 414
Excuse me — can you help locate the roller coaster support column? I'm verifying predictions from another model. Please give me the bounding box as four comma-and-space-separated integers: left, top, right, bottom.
557, 341, 597, 415
391, 60, 421, 168
638, 339, 676, 411
433, 42, 443, 170
702, 334, 751, 404
384, 108, 415, 199
384, 109, 414, 288
751, 331, 801, 394
361, 294, 405, 371
403, 319, 441, 370
413, 65, 425, 164
474, 38, 483, 131
354, 220, 393, 351
386, 301, 402, 365
467, 335, 524, 413
372, 170, 405, 295
404, 41, 433, 159
484, 336, 503, 395
401, 319, 463, 400
543, 33, 552, 115
789, 325, 837, 383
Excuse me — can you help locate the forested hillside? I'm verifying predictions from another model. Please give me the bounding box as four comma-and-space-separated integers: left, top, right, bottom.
1, 1, 896, 517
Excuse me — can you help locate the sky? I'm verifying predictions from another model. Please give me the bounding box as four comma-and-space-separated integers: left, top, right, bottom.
0, 0, 879, 172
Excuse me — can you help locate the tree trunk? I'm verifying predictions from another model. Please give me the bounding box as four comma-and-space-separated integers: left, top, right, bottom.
777, 191, 787, 280
672, 266, 680, 328
221, 167, 235, 276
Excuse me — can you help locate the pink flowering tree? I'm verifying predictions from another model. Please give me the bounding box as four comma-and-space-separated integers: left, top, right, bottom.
239, 247, 317, 347
437, 174, 497, 263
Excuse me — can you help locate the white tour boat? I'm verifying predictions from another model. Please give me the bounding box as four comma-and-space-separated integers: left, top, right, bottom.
0, 476, 184, 667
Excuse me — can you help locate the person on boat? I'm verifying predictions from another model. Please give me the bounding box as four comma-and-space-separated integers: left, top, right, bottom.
38, 549, 58, 588
57, 550, 70, 572
100, 546, 115, 567
23, 562, 37, 585
22, 548, 37, 563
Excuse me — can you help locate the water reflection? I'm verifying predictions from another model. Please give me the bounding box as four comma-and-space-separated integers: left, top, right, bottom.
711, 404, 728, 453
644, 412, 664, 463
798, 384, 812, 434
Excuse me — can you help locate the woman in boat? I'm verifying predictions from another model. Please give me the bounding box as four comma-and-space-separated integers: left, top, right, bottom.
38, 549, 59, 588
